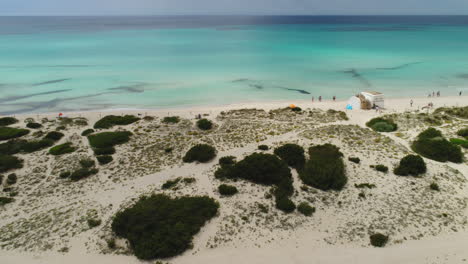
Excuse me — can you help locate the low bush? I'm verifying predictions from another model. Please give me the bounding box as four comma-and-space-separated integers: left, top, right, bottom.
394, 155, 426, 176
196, 119, 213, 130
44, 131, 64, 141
0, 155, 23, 172
348, 157, 360, 164
450, 138, 468, 149
143, 116, 155, 121
97, 155, 113, 165
49, 143, 76, 155
366, 117, 397, 132
355, 183, 376, 189
162, 178, 181, 189
26, 122, 42, 129
6, 173, 17, 185
87, 218, 102, 228
59, 171, 71, 178
1, 139, 55, 154
291, 106, 302, 112
0, 127, 30, 141
430, 182, 440, 191
274, 143, 305, 170
218, 184, 238, 196
162, 116, 180, 124
81, 129, 95, 136
164, 147, 173, 153
412, 128, 463, 163
219, 156, 236, 167
88, 131, 132, 149
275, 196, 296, 213
93, 147, 116, 155
297, 202, 315, 216
370, 233, 389, 247
183, 144, 216, 163
0, 117, 18, 126
79, 158, 96, 168
375, 165, 388, 173
0, 140, 26, 155
111, 194, 219, 260
70, 168, 98, 181
457, 128, 468, 138
434, 106, 468, 119
0, 196, 14, 206
94, 115, 140, 129
300, 144, 347, 191
258, 145, 269, 151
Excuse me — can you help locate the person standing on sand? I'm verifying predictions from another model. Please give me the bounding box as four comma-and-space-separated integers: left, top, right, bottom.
432, 91, 435, 97
312, 96, 314, 102
333, 96, 336, 101
460, 91, 462, 96
410, 99, 413, 107
319, 96, 322, 102
437, 91, 440, 97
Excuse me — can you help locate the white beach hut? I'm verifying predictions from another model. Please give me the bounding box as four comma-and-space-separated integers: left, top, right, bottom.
360, 91, 385, 108
346, 96, 361, 110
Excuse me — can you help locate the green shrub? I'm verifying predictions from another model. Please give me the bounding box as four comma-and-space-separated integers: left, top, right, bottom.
0, 127, 30, 141
297, 202, 315, 216
87, 218, 102, 228
143, 116, 155, 121
394, 155, 427, 176
26, 122, 42, 129
79, 158, 95, 168
434, 106, 468, 119
457, 128, 468, 138
88, 131, 132, 149
70, 168, 98, 181
0, 196, 14, 206
291, 106, 302, 112
97, 155, 113, 165
6, 173, 17, 185
56, 125, 66, 131
0, 174, 3, 184
161, 178, 181, 189
183, 144, 216, 163
348, 157, 360, 164
366, 117, 397, 132
164, 147, 173, 153
162, 116, 180, 124
275, 196, 296, 213
218, 184, 238, 196
355, 183, 376, 189
218, 156, 236, 167
44, 131, 64, 141
300, 144, 346, 191
49, 143, 76, 155
81, 129, 95, 136
94, 115, 140, 129
274, 143, 305, 169
0, 155, 23, 173
0, 140, 26, 155
59, 171, 71, 178
258, 145, 269, 151
430, 182, 440, 191
21, 139, 55, 153
111, 194, 219, 260
196, 119, 213, 130
182, 177, 196, 184
370, 233, 389, 247
0, 117, 18, 126
450, 138, 468, 149
375, 165, 388, 173
93, 147, 116, 155
412, 128, 463, 163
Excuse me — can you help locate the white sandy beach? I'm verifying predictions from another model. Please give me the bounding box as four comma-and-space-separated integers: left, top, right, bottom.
0, 95, 467, 264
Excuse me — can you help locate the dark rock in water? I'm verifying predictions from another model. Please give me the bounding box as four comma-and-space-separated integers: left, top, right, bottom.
32, 78, 71, 86
232, 78, 250, 83
0, 89, 72, 103
456, 73, 468, 79
249, 84, 263, 89
108, 84, 145, 93
376, 62, 421, 71
342, 68, 372, 87
281, 87, 311, 94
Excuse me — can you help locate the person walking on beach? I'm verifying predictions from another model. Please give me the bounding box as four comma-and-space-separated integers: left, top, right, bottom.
459, 91, 462, 96
437, 91, 440, 97
333, 96, 336, 102
312, 96, 314, 102
432, 91, 435, 97
410, 99, 413, 107
319, 96, 322, 102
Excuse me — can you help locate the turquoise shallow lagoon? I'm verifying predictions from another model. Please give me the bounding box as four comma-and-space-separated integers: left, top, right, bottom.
0, 16, 467, 114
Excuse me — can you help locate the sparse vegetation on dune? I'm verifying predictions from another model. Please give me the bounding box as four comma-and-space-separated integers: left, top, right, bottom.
197, 118, 213, 130
0, 117, 19, 126
0, 155, 23, 172
411, 128, 463, 163
183, 144, 216, 163
0, 127, 30, 141
94, 115, 140, 129
44, 131, 64, 141
49, 143, 77, 156
162, 116, 180, 124
366, 117, 397, 132
87, 131, 132, 149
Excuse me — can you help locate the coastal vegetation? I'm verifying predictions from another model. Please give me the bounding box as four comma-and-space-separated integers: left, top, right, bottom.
49, 143, 77, 156
411, 128, 463, 163
300, 144, 346, 191
0, 127, 30, 141
111, 194, 219, 260
0, 155, 23, 172
348, 157, 360, 164
370, 233, 389, 247
394, 155, 427, 176
297, 202, 315, 216
0, 117, 18, 126
183, 144, 216, 163
81, 129, 95, 136
97, 155, 113, 165
366, 117, 397, 132
218, 184, 238, 196
87, 131, 132, 149
26, 122, 42, 129
94, 115, 140, 129
196, 119, 213, 130
162, 116, 180, 124
258, 145, 269, 150
44, 131, 64, 141
274, 143, 305, 170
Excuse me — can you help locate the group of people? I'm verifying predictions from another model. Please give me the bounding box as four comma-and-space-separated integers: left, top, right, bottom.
428, 91, 441, 97
311, 96, 336, 102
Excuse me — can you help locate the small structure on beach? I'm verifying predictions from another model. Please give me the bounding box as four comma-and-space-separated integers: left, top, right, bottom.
346, 91, 385, 110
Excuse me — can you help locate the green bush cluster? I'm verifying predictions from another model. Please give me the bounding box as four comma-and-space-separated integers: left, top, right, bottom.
370, 233, 389, 247
49, 143, 76, 155
450, 138, 468, 149
366, 117, 398, 132
457, 128, 468, 138
97, 155, 113, 165
291, 106, 302, 112
79, 158, 95, 168
162, 116, 180, 124
87, 218, 102, 228
183, 144, 216, 163
88, 131, 132, 149
44, 131, 64, 141
258, 145, 269, 151
297, 202, 315, 216
0, 127, 30, 141
94, 115, 140, 129
394, 155, 426, 176
0, 155, 23, 173
274, 143, 305, 170
374, 164, 389, 173
93, 147, 116, 155
434, 106, 468, 119
430, 182, 440, 191
81, 129, 95, 136
0, 196, 14, 206
59, 171, 71, 178
0, 117, 18, 126
0, 139, 54, 154
111, 194, 219, 260
6, 173, 17, 184
215, 153, 295, 213
219, 156, 236, 167
411, 128, 463, 163
300, 144, 347, 191
162, 178, 181, 189
196, 119, 213, 130
26, 122, 42, 129
218, 184, 238, 196
70, 167, 98, 181
348, 157, 360, 164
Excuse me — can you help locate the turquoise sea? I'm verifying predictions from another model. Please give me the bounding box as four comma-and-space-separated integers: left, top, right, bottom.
0, 16, 467, 114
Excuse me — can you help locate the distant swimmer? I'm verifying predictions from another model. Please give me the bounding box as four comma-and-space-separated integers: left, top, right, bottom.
410, 99, 413, 107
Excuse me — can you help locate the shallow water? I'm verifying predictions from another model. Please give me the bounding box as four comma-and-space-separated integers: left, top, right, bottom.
0, 16, 467, 114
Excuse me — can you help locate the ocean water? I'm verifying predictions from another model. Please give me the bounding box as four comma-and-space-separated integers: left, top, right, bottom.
0, 16, 467, 114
